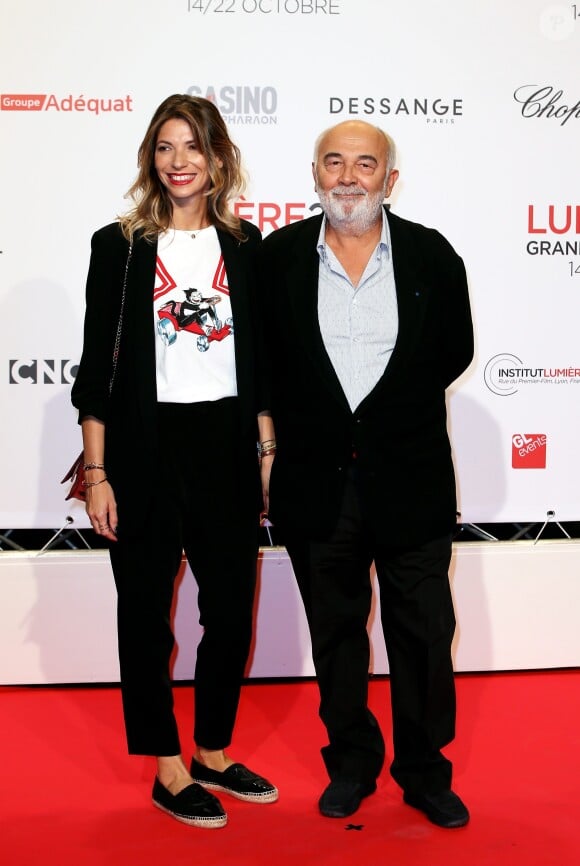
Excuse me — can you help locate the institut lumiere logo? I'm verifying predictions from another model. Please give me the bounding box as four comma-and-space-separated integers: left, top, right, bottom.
484, 354, 580, 396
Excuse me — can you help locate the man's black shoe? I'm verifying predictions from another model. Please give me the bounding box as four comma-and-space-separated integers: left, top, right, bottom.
403, 789, 469, 828
318, 779, 376, 818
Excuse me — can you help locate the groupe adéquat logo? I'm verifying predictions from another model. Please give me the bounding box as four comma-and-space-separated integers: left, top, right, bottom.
1, 93, 133, 115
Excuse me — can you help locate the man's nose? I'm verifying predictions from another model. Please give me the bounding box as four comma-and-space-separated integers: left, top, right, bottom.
338, 163, 357, 183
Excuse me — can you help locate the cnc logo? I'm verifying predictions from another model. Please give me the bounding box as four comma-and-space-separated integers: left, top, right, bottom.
512, 433, 547, 469
9, 360, 78, 384
1, 93, 134, 115
187, 85, 278, 125
526, 204, 580, 256
328, 95, 463, 124
513, 85, 580, 126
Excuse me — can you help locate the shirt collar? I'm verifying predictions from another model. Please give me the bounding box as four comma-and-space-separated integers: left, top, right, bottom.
316, 207, 391, 261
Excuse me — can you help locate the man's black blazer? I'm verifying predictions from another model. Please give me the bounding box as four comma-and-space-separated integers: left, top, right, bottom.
261, 207, 474, 547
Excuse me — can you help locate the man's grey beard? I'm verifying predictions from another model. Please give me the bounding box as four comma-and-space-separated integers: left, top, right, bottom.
317, 182, 387, 235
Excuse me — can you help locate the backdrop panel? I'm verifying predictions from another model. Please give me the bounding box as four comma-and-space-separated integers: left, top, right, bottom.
1, 542, 579, 685
1, 1, 578, 526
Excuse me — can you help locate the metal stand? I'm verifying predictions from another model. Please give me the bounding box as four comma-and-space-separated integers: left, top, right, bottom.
260, 515, 274, 546
457, 523, 499, 541
0, 530, 25, 551
533, 511, 571, 545
36, 517, 91, 556
508, 523, 537, 541
455, 513, 499, 541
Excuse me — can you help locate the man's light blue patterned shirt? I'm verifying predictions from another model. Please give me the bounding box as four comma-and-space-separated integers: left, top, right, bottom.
317, 210, 399, 411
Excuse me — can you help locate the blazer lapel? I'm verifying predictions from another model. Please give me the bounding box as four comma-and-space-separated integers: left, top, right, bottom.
388, 210, 431, 369
216, 227, 250, 367
127, 233, 158, 407
283, 216, 351, 410
216, 228, 258, 428
217, 228, 245, 319
355, 209, 430, 413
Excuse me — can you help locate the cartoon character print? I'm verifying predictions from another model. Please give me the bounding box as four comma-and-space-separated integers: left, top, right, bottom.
157, 287, 233, 353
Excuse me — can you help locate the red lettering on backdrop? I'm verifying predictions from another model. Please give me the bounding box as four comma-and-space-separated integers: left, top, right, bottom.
528, 204, 580, 234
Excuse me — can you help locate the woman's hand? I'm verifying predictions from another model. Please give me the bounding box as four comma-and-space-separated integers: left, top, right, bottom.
80, 419, 117, 540
86, 480, 118, 542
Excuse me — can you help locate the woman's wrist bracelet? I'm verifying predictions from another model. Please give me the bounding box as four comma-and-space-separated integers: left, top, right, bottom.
82, 476, 108, 488
258, 442, 277, 457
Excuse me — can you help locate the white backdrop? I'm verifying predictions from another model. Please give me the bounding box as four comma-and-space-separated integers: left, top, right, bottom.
1, 0, 579, 528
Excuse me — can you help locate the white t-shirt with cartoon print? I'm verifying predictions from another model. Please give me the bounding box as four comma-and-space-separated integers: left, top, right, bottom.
154, 227, 237, 403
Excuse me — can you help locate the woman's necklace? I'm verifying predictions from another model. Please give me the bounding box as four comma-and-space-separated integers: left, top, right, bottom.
172, 222, 208, 240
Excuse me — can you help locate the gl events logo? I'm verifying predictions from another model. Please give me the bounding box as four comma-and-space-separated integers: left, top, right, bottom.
1, 93, 133, 115
512, 433, 547, 469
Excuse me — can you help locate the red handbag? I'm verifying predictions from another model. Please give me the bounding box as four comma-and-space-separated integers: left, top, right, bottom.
61, 452, 86, 502
62, 239, 133, 502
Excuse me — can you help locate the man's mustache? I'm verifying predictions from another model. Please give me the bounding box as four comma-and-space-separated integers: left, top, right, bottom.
332, 187, 367, 196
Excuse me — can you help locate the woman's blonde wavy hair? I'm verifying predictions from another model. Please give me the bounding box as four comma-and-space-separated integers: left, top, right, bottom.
119, 94, 246, 242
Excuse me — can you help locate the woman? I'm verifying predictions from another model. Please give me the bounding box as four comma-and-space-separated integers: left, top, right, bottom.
72, 94, 277, 828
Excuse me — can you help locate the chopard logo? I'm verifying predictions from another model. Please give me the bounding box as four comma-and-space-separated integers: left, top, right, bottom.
513, 85, 580, 126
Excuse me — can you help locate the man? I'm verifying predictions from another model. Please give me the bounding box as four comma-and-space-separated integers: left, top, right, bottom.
261, 121, 473, 828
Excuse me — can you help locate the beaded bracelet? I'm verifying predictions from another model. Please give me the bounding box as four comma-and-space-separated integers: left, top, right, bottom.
83, 462, 106, 471
82, 476, 108, 488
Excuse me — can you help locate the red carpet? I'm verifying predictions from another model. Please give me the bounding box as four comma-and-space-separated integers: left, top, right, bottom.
1, 672, 578, 865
